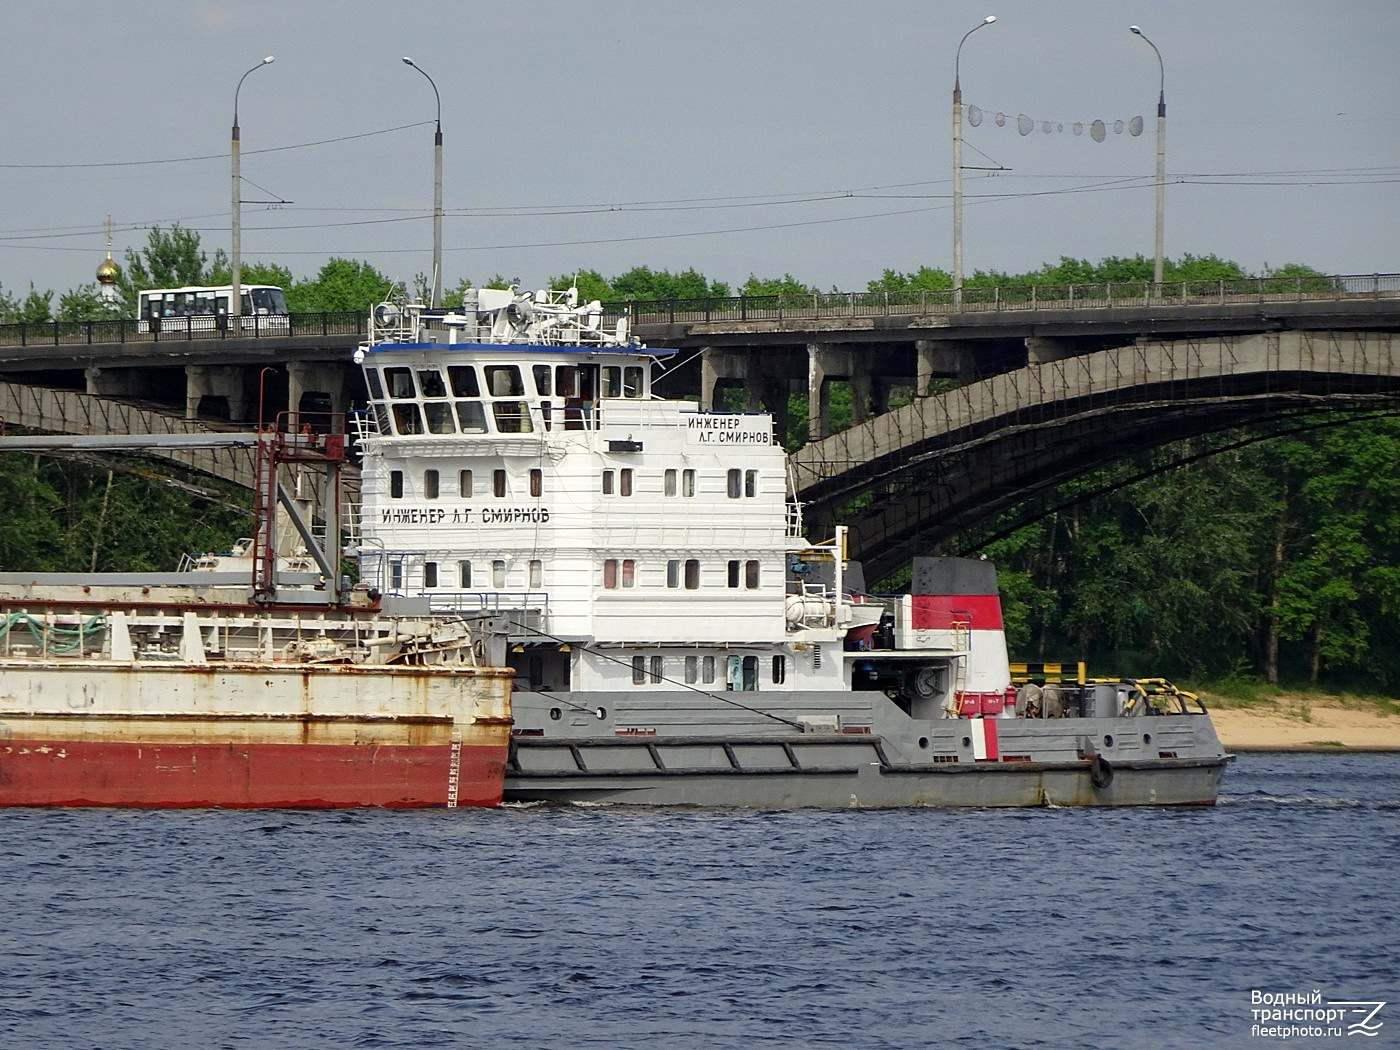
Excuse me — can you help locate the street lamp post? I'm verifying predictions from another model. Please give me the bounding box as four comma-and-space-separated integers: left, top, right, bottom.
1131, 25, 1166, 288
403, 57, 443, 309
953, 15, 995, 307
232, 56, 275, 322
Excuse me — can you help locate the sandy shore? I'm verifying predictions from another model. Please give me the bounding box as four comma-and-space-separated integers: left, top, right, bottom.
1204, 699, 1400, 751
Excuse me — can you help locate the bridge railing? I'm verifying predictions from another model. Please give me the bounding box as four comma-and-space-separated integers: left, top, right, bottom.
0, 311, 364, 349
616, 272, 1400, 325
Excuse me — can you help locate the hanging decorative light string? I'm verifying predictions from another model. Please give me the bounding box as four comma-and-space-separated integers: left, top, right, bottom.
967, 104, 1145, 142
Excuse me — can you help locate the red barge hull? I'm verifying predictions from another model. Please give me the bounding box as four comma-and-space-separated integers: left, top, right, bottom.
0, 735, 506, 808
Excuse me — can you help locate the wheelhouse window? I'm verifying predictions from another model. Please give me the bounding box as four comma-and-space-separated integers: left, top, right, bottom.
424, 403, 455, 434
385, 367, 416, 399
485, 365, 525, 397
492, 401, 532, 433
417, 370, 447, 398
532, 365, 553, 396
392, 403, 424, 434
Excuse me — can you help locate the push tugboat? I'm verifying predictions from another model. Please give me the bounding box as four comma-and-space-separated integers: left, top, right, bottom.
350, 289, 1230, 807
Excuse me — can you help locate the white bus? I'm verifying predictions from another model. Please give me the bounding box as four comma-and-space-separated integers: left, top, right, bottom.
137, 285, 290, 333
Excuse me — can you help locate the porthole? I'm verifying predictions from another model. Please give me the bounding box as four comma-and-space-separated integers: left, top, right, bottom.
595, 706, 608, 720
961, 737, 972, 748
1143, 733, 1152, 746
918, 737, 930, 749
549, 708, 562, 721
1103, 734, 1114, 748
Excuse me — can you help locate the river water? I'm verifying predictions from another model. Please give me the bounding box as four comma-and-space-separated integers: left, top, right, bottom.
1, 752, 1395, 1049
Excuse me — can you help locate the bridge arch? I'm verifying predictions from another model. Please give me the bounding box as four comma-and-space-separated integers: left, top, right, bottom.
790, 330, 1400, 581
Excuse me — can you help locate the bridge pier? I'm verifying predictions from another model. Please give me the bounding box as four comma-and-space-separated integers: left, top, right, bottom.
287, 362, 350, 423
808, 343, 879, 440
184, 365, 251, 422
1025, 336, 1077, 364
86, 367, 146, 402
700, 347, 791, 440
916, 339, 975, 391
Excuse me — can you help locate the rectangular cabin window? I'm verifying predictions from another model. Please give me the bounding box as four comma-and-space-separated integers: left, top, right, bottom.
448, 365, 480, 396
424, 561, 438, 588
485, 365, 524, 397
702, 655, 716, 684
455, 402, 487, 433
772, 655, 786, 684
683, 469, 696, 497
745, 469, 758, 497
533, 365, 553, 396
493, 469, 507, 498
684, 559, 700, 590
390, 562, 403, 590
424, 403, 455, 434
727, 560, 741, 589
492, 560, 506, 587
390, 470, 404, 499
556, 365, 579, 397
492, 401, 532, 433
418, 370, 447, 398
746, 559, 760, 589
666, 560, 680, 588
392, 403, 424, 434
602, 469, 615, 495
385, 367, 416, 399
603, 559, 619, 590
529, 559, 542, 588
601, 366, 622, 398
684, 655, 698, 684
623, 366, 644, 398
459, 560, 472, 588
621, 559, 636, 588
424, 469, 440, 499
727, 469, 742, 499
664, 469, 677, 497
743, 655, 759, 691
459, 470, 473, 498
530, 468, 543, 497
632, 655, 646, 685
619, 468, 633, 497
649, 655, 663, 684
365, 370, 385, 400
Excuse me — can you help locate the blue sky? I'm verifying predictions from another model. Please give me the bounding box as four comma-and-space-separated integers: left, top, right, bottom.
3, 0, 1397, 297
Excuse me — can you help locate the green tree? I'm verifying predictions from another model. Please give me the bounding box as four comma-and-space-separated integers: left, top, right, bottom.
610, 266, 729, 301
0, 283, 54, 324
117, 223, 225, 305
287, 258, 399, 313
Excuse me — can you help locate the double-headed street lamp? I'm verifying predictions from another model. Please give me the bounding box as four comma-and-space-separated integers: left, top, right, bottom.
953, 15, 995, 306
232, 56, 275, 321
1130, 25, 1166, 287
403, 57, 443, 309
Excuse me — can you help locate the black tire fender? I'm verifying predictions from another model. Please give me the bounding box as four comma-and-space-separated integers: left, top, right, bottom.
1090, 754, 1114, 789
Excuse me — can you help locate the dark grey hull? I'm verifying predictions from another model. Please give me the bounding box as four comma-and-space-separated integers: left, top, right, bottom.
505, 689, 1232, 808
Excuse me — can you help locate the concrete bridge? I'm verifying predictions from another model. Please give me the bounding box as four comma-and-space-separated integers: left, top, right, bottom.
2, 274, 1398, 564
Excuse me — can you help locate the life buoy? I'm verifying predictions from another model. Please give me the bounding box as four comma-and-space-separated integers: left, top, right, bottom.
1089, 755, 1114, 789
